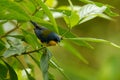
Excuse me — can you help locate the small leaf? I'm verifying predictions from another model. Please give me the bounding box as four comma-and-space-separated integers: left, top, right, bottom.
80, 0, 119, 17
7, 35, 25, 40
97, 13, 113, 20
3, 38, 27, 57
45, 0, 57, 8
40, 48, 52, 80
65, 37, 108, 42
105, 7, 119, 17
16, 0, 36, 15
65, 37, 120, 49
3, 47, 19, 58
0, 63, 8, 79
79, 0, 94, 4
0, 40, 6, 56
78, 4, 107, 24
64, 11, 79, 28
48, 72, 55, 80
0, 23, 4, 35
2, 59, 18, 80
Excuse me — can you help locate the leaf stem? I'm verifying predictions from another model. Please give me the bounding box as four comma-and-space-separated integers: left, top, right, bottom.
68, 0, 74, 11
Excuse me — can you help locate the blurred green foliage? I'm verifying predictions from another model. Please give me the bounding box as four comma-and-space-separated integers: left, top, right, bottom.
0, 0, 120, 80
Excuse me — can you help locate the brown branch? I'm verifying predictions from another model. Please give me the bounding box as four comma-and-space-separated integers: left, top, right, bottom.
0, 47, 46, 58
21, 47, 45, 55
0, 23, 22, 39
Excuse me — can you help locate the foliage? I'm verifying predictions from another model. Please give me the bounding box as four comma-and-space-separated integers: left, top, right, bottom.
0, 0, 119, 80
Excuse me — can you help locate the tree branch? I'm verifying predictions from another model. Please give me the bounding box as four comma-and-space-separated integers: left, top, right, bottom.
0, 23, 22, 39
0, 47, 45, 58
21, 47, 45, 55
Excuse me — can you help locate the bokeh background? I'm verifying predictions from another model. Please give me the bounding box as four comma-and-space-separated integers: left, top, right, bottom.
1, 0, 120, 80
48, 0, 120, 80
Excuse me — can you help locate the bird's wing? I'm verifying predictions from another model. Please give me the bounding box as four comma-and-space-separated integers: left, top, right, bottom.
41, 29, 52, 38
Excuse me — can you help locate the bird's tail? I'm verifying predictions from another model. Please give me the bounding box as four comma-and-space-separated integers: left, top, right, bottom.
30, 20, 40, 28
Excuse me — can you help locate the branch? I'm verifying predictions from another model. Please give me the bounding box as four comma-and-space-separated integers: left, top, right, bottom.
0, 47, 45, 58
0, 23, 21, 39
13, 47, 46, 57
21, 47, 45, 55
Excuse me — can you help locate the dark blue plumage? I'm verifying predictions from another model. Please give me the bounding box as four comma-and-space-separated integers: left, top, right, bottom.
30, 21, 60, 46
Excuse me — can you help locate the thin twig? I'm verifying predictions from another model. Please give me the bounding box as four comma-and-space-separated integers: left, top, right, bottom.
0, 47, 45, 58
14, 47, 45, 57
0, 23, 22, 39
21, 47, 45, 55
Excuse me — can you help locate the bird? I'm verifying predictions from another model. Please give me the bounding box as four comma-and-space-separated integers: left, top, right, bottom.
30, 21, 61, 46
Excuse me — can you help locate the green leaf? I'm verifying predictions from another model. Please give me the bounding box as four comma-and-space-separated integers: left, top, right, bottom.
7, 35, 25, 40
61, 31, 93, 49
37, 0, 59, 33
0, 63, 8, 80
63, 41, 88, 64
65, 37, 120, 49
79, 0, 94, 4
2, 59, 18, 80
0, 40, 6, 56
16, 0, 36, 15
48, 72, 55, 80
105, 7, 119, 17
0, 0, 29, 21
3, 38, 27, 57
45, 0, 57, 8
40, 48, 52, 80
64, 11, 80, 28
3, 46, 26, 58
79, 4, 107, 24
72, 40, 94, 49
0, 22, 5, 35
97, 14, 113, 20
22, 29, 41, 49
79, 0, 119, 17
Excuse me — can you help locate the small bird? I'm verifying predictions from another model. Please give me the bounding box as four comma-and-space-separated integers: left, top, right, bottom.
30, 21, 61, 46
